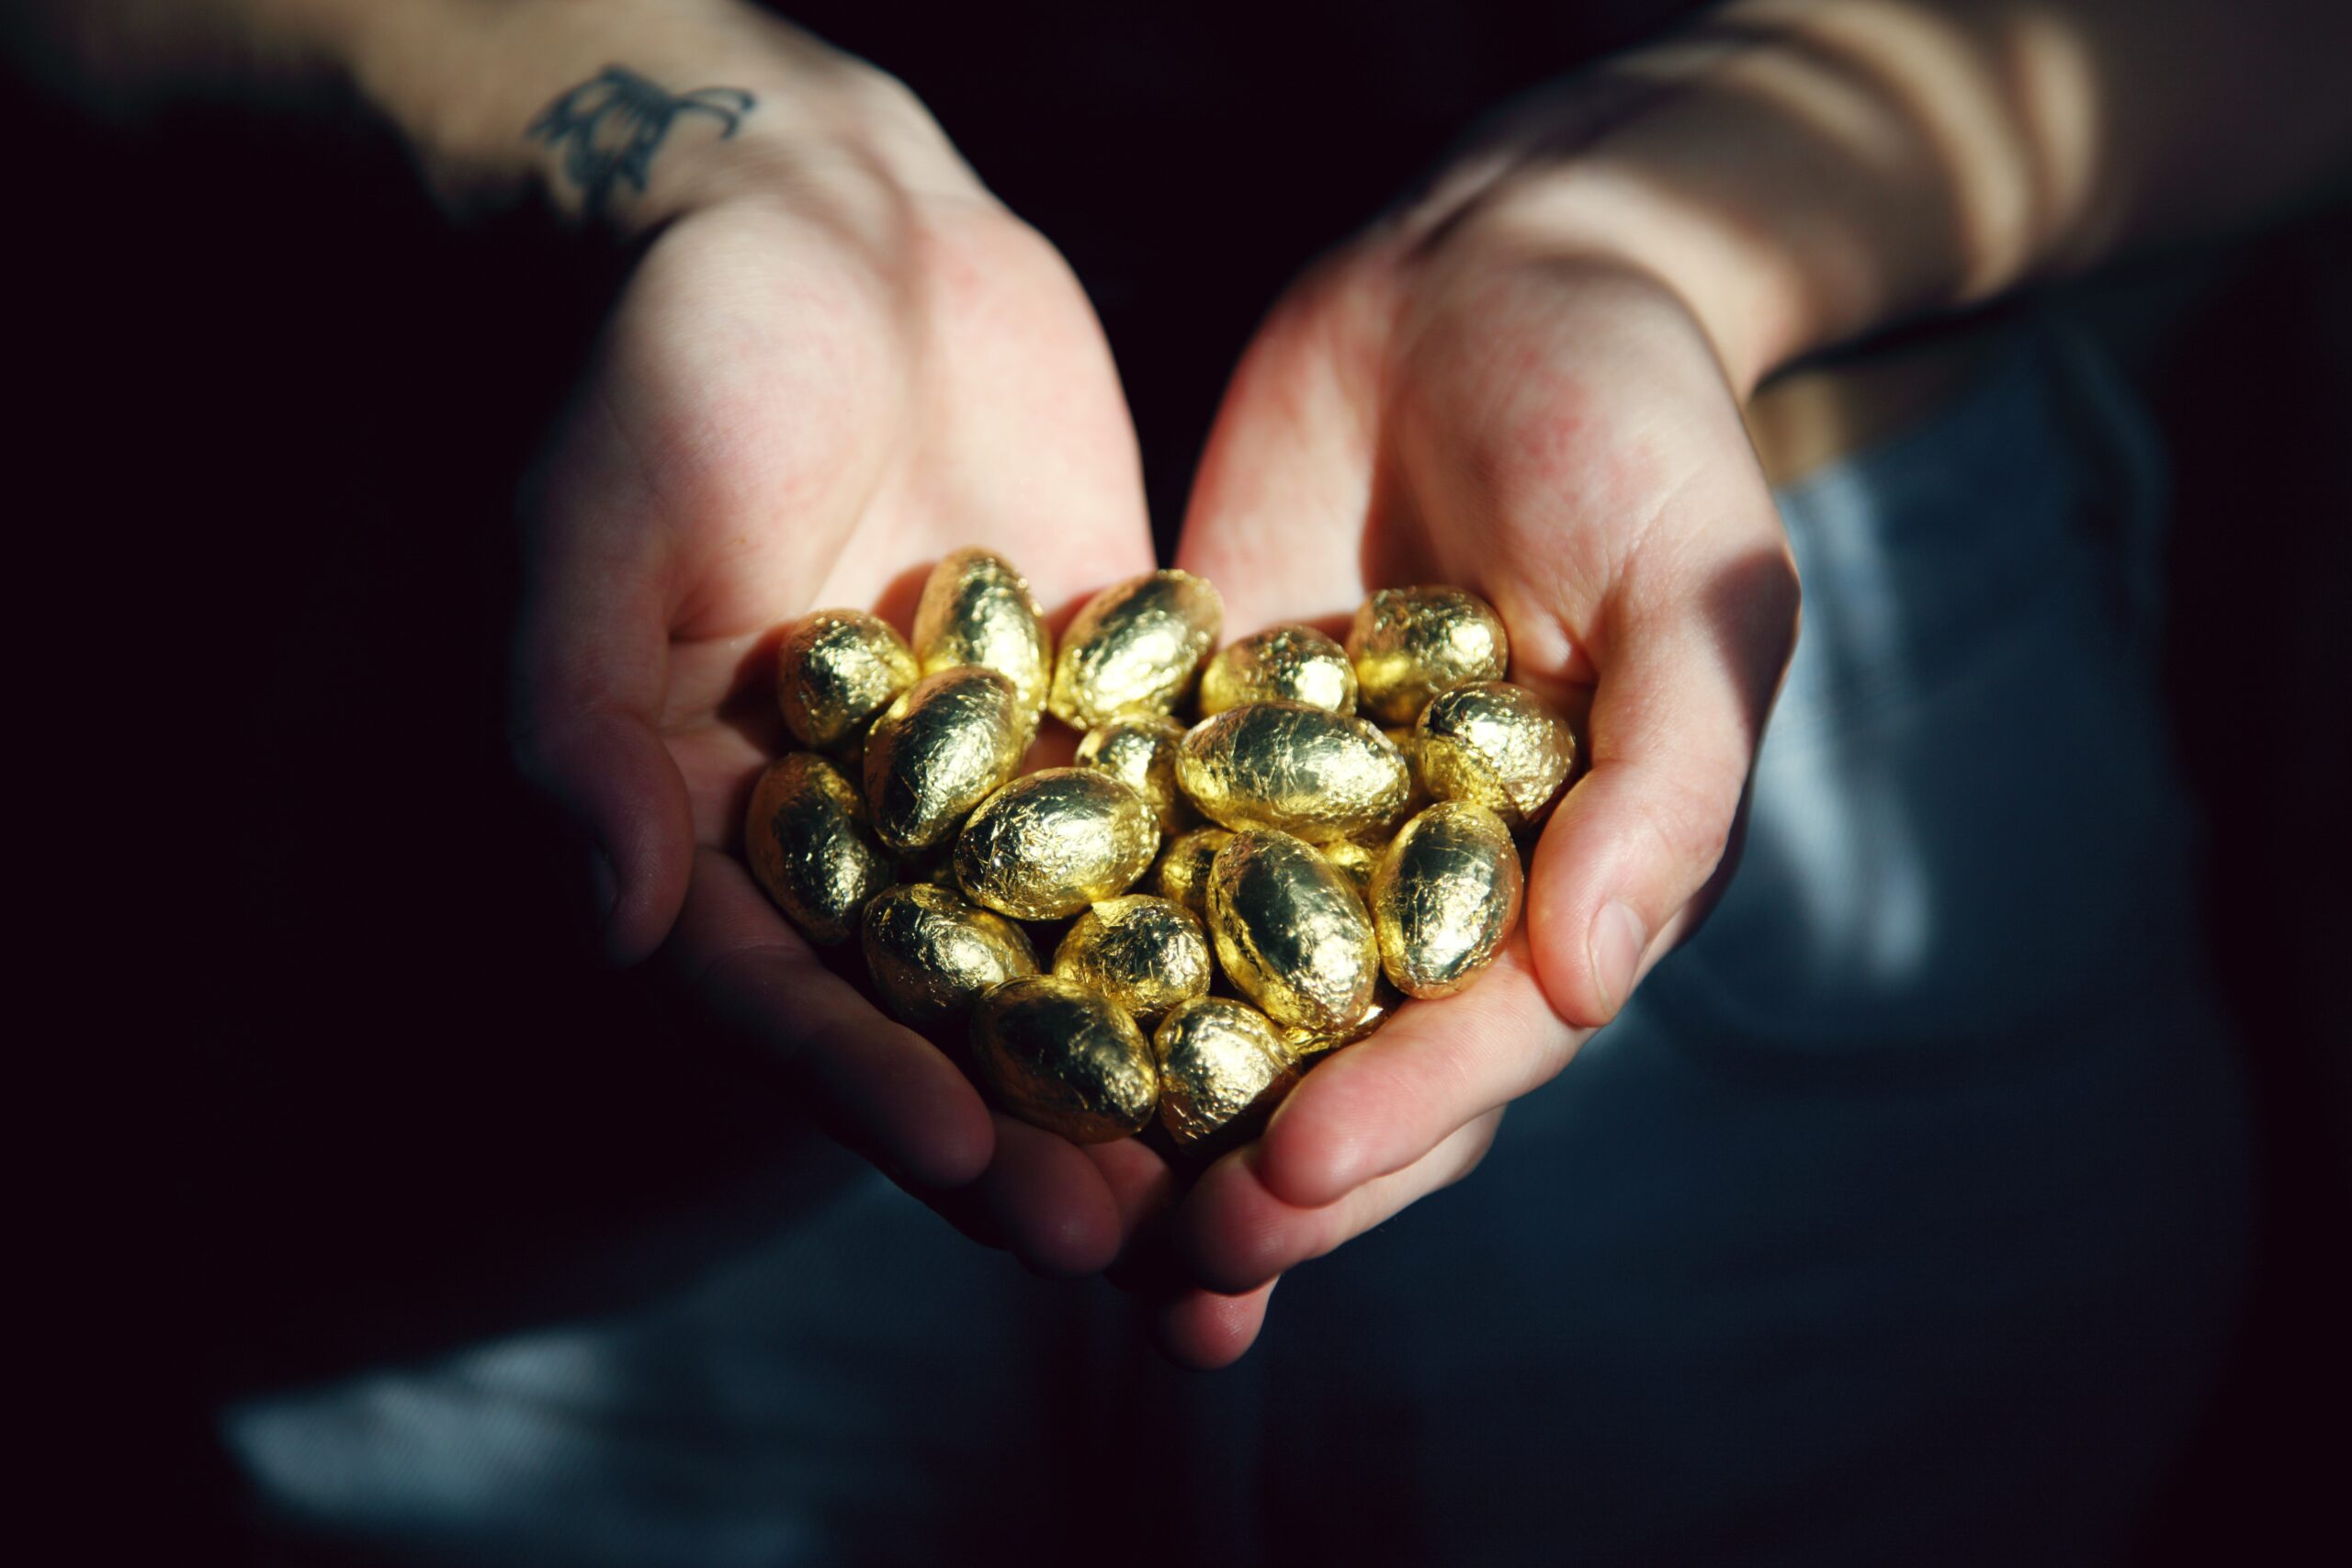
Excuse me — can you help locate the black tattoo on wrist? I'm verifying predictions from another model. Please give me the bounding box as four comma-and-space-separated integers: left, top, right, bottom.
527, 66, 756, 218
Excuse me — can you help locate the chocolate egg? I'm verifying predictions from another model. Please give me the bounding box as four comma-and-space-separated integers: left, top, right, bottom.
861, 883, 1040, 1029
971, 975, 1158, 1143
1175, 701, 1411, 843
1053, 895, 1213, 1026
775, 609, 919, 751
862, 667, 1025, 854
1205, 829, 1381, 1033
1371, 803, 1523, 998
1346, 586, 1510, 725
953, 767, 1159, 920
1414, 681, 1577, 829
1154, 826, 1233, 916
1074, 716, 1193, 835
743, 753, 892, 945
1198, 625, 1358, 716
1048, 569, 1223, 729
1153, 998, 1301, 1155
1320, 837, 1383, 905
910, 547, 1053, 732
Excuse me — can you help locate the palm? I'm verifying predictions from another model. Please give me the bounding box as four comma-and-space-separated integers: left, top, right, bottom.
1159, 238, 1797, 1364
518, 187, 1163, 1274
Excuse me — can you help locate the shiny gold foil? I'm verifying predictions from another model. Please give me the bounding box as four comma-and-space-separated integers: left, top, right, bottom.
1321, 837, 1383, 905
1074, 716, 1193, 835
1175, 701, 1411, 843
1153, 997, 1301, 1155
971, 975, 1158, 1143
1371, 802, 1523, 998
1198, 625, 1358, 716
775, 609, 919, 751
1414, 681, 1577, 829
742, 753, 892, 945
1153, 826, 1233, 916
862, 667, 1025, 854
1205, 829, 1381, 1033
910, 547, 1053, 732
1053, 895, 1212, 1026
952, 767, 1159, 920
1047, 569, 1223, 729
860, 882, 1040, 1029
1346, 586, 1510, 725
1279, 980, 1401, 1062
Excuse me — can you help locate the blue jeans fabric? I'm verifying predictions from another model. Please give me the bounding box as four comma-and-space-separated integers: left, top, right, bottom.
224, 320, 2251, 1566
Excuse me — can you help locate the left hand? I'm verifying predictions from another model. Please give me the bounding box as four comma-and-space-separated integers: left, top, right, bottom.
1152, 161, 1802, 1366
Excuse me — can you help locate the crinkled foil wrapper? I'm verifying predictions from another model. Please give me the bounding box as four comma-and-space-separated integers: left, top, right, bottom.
1346, 586, 1510, 725
1153, 997, 1300, 1154
1372, 802, 1523, 998
1074, 715, 1193, 835
744, 753, 892, 945
1054, 895, 1212, 1025
863, 666, 1024, 853
911, 547, 1053, 732
1048, 569, 1223, 729
1176, 701, 1410, 842
1199, 625, 1358, 716
776, 609, 919, 750
953, 767, 1159, 920
862, 882, 1039, 1029
1415, 681, 1576, 829
972, 975, 1158, 1142
1154, 826, 1233, 916
1205, 829, 1381, 1032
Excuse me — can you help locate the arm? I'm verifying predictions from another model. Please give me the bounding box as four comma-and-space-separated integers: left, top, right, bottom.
7, 0, 1175, 1278
1159, 0, 2351, 1366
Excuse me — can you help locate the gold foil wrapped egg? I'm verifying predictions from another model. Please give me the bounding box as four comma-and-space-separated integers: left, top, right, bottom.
971, 975, 1158, 1143
1205, 829, 1381, 1033
910, 547, 1053, 733
862, 667, 1025, 854
1198, 625, 1358, 716
1154, 826, 1232, 916
1414, 681, 1577, 829
1175, 701, 1411, 843
1346, 586, 1510, 725
1153, 998, 1301, 1155
743, 753, 892, 945
860, 883, 1040, 1029
1048, 569, 1223, 729
1074, 716, 1193, 835
1052, 895, 1213, 1026
1321, 837, 1383, 905
953, 767, 1159, 921
775, 609, 919, 751
1371, 803, 1524, 998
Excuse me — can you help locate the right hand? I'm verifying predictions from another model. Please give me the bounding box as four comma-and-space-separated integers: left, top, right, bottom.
507, 58, 1167, 1277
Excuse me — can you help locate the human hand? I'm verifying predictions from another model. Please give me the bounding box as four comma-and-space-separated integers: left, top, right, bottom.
507, 51, 1168, 1277
1156, 138, 1803, 1365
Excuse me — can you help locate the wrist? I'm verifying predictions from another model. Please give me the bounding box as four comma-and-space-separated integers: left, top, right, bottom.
339, 0, 975, 234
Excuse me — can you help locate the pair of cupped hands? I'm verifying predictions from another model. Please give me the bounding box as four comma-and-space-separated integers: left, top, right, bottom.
509, 57, 1800, 1367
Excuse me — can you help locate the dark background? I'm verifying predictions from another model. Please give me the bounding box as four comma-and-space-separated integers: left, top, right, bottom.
12, 2, 2346, 1560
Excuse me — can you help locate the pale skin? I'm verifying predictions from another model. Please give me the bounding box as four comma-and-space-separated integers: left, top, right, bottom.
17, 0, 2345, 1366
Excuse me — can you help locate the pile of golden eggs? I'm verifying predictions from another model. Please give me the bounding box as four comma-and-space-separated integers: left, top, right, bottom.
745, 548, 1578, 1157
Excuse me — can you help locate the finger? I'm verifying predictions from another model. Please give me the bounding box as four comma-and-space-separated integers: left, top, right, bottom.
663, 848, 993, 1192
510, 398, 694, 964
1174, 265, 1389, 631
1176, 1111, 1503, 1297
1526, 532, 1799, 1027
977, 1115, 1126, 1279
1083, 1137, 1182, 1265
1149, 1278, 1278, 1371
1253, 937, 1576, 1210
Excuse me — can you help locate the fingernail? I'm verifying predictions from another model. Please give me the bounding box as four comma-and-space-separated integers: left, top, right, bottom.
1589, 899, 1646, 1019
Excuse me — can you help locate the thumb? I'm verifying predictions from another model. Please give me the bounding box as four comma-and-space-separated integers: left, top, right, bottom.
507, 453, 695, 965
1527, 542, 1798, 1027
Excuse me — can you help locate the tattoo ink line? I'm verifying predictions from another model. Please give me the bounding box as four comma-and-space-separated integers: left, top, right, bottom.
528, 66, 755, 218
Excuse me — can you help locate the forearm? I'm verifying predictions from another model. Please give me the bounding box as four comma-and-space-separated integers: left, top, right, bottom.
1422, 0, 2352, 391
3, 0, 967, 231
